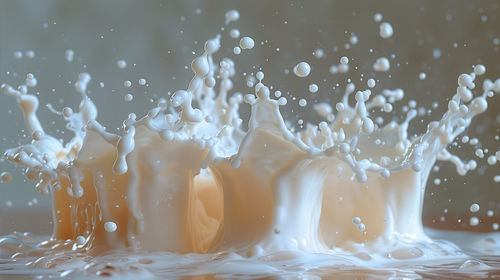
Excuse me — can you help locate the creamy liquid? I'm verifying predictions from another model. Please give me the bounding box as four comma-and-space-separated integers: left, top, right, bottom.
1, 8, 500, 279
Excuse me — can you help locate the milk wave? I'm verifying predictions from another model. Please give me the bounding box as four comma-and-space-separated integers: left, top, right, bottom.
1, 11, 500, 263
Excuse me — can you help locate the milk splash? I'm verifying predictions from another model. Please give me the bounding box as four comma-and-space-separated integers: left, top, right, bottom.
1, 9, 500, 279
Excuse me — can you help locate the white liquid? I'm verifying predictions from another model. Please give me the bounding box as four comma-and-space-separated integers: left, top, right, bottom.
1, 8, 500, 279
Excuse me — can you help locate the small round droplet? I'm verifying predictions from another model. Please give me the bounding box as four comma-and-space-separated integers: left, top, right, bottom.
340, 56, 349, 65
357, 223, 366, 231
1, 172, 13, 183
256, 71, 264, 81
470, 203, 480, 213
239, 37, 255, 50
293, 62, 311, 78
230, 29, 240, 39
25, 50, 35, 58
104, 222, 117, 232
474, 64, 486, 76
373, 57, 390, 72
76, 236, 86, 245
124, 94, 133, 102
308, 84, 318, 93
225, 10, 240, 24
13, 51, 23, 59
487, 155, 497, 165
383, 103, 393, 113
65, 49, 74, 62
350, 35, 358, 45
379, 22, 394, 39
367, 79, 376, 88
469, 217, 479, 226
62, 107, 73, 118
314, 48, 324, 58
117, 60, 127, 69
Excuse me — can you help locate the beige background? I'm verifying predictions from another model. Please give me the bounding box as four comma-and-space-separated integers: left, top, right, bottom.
0, 0, 499, 234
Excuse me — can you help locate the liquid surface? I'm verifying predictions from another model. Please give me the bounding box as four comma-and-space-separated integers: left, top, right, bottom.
1, 229, 500, 279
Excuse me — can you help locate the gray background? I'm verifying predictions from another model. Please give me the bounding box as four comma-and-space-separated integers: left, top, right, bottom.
0, 0, 499, 234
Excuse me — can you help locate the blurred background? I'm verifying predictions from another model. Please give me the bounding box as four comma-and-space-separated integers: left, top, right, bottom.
0, 0, 499, 235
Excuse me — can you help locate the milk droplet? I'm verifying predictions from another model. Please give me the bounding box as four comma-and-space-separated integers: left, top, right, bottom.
379, 22, 394, 39
25, 50, 35, 58
357, 223, 366, 231
76, 235, 86, 245
373, 57, 390, 72
487, 155, 497, 165
124, 94, 133, 102
239, 37, 255, 50
225, 10, 240, 24
419, 72, 426, 80
65, 49, 74, 62
308, 84, 318, 93
204, 77, 216, 88
470, 203, 480, 213
104, 222, 117, 232
367, 79, 376, 88
26, 73, 37, 87
13, 51, 23, 59
474, 64, 486, 76
1, 172, 12, 183
458, 73, 474, 89
124, 80, 132, 88
349, 35, 358, 45
293, 62, 311, 77
62, 107, 73, 118
314, 48, 324, 58
475, 149, 484, 158
117, 60, 127, 69
329, 65, 338, 74
433, 48, 441, 59
138, 78, 147, 86
374, 13, 383, 22
338, 64, 349, 73
469, 217, 479, 226
278, 97, 287, 105
493, 223, 499, 231
340, 56, 349, 65
383, 103, 393, 113
230, 29, 240, 39
299, 99, 307, 107
256, 71, 264, 81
